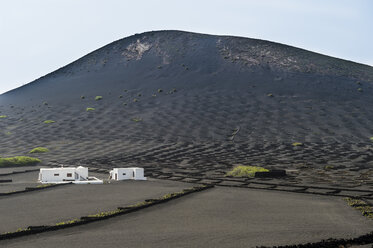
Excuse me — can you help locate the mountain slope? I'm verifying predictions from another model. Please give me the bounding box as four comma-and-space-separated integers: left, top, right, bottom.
1, 30, 373, 187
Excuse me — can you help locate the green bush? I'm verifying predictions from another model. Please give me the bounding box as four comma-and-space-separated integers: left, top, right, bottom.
226, 165, 269, 178
0, 156, 41, 167
95, 96, 103, 101
86, 107, 95, 112
132, 118, 142, 122
292, 142, 303, 147
29, 147, 49, 154
0, 115, 7, 118
44, 120, 55, 124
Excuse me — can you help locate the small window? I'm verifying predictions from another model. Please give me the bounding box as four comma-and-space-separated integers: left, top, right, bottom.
54, 173, 59, 176
122, 173, 126, 176
67, 173, 72, 177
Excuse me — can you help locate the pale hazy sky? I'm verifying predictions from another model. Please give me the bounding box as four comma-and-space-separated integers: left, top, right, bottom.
0, 0, 372, 94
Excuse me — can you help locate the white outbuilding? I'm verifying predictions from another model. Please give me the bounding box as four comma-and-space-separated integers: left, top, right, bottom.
109, 168, 147, 181
38, 166, 103, 184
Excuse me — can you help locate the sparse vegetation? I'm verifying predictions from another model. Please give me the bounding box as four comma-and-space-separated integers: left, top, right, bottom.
226, 165, 269, 178
36, 184, 52, 188
358, 88, 363, 92
119, 95, 123, 98
29, 147, 49, 154
132, 118, 142, 122
344, 197, 373, 219
157, 89, 163, 93
0, 115, 7, 118
55, 219, 79, 226
370, 137, 373, 141
95, 96, 103, 101
0, 156, 41, 167
86, 107, 95, 112
81, 95, 85, 99
267, 93, 274, 97
292, 142, 303, 147
43, 120, 55, 124
133, 98, 138, 102
324, 165, 334, 170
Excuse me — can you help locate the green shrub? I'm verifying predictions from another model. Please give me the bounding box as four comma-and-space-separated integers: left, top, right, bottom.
157, 89, 163, 93
86, 107, 95, 112
132, 118, 142, 122
358, 88, 363, 92
324, 165, 334, 170
133, 98, 138, 102
0, 156, 41, 167
0, 115, 7, 118
81, 95, 85, 99
95, 96, 103, 101
226, 165, 269, 178
43, 120, 55, 124
56, 219, 79, 226
29, 147, 49, 154
370, 137, 373, 141
267, 93, 274, 97
292, 142, 303, 147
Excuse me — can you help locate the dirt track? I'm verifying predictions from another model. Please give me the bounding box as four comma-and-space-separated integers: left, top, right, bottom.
2, 187, 372, 248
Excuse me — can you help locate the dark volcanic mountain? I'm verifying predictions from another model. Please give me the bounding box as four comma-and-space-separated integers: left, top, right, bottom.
1, 30, 373, 186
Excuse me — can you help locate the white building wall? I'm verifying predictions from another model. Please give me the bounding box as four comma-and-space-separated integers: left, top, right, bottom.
39, 168, 76, 183
109, 168, 146, 181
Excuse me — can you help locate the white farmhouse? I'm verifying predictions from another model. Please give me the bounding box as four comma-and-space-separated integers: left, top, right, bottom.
38, 166, 103, 184
109, 168, 147, 181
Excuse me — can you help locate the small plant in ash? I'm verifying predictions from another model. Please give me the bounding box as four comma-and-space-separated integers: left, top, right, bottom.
0, 115, 7, 118
44, 120, 55, 124
95, 96, 103, 101
226, 165, 269, 178
292, 142, 303, 147
132, 118, 142, 122
0, 156, 41, 167
86, 107, 95, 112
29, 147, 49, 154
